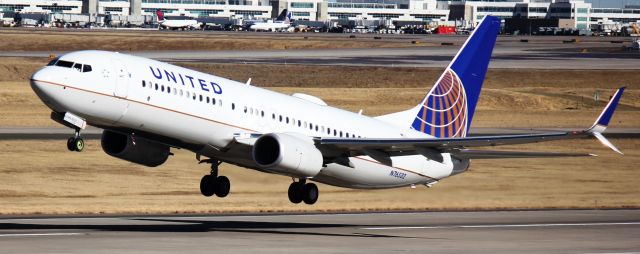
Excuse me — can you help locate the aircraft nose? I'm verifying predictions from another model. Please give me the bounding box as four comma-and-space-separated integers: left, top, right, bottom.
30, 67, 65, 112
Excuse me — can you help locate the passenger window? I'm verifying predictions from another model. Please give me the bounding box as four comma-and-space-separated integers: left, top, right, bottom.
206, 97, 210, 103
286, 117, 289, 124
167, 87, 171, 94
142, 81, 146, 87
261, 111, 264, 117
155, 84, 158, 90
212, 98, 216, 105
82, 65, 92, 72
161, 85, 165, 92
192, 94, 196, 100
244, 106, 247, 113
279, 115, 283, 122
298, 120, 301, 127
199, 95, 203, 102
272, 113, 275, 120
232, 103, 235, 110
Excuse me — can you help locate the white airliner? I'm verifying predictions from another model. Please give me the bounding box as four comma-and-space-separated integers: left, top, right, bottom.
249, 9, 292, 32
30, 16, 625, 205
156, 10, 200, 30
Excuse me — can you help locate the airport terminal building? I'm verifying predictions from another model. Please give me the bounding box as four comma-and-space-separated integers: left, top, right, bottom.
0, 0, 639, 27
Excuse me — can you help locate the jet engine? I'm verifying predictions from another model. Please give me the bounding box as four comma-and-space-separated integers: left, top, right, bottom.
252, 133, 324, 177
101, 130, 170, 167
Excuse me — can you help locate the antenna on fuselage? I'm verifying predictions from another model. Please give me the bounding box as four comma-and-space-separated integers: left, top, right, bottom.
246, 78, 252, 86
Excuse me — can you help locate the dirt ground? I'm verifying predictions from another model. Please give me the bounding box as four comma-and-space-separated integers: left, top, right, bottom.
0, 138, 637, 215
0, 56, 638, 215
1, 58, 639, 127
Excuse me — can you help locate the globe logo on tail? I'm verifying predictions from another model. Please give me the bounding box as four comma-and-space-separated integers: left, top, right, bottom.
411, 69, 468, 138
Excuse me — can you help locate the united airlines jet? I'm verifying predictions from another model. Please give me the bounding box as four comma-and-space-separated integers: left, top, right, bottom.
30, 16, 624, 205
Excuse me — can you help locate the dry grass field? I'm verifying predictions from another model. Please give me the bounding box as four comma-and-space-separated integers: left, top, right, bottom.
0, 53, 638, 214
0, 138, 638, 215
0, 30, 424, 51
1, 58, 639, 127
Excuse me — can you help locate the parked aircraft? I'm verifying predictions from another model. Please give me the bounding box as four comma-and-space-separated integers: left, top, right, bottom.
249, 9, 292, 32
30, 16, 624, 205
156, 10, 200, 30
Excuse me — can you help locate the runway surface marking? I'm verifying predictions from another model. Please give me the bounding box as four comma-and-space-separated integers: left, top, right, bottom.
362, 221, 640, 230
0, 233, 84, 237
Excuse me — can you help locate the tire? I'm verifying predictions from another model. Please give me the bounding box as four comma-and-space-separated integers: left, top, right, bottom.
199, 175, 216, 197
74, 138, 85, 152
215, 176, 230, 198
67, 137, 75, 151
302, 183, 319, 205
287, 182, 303, 204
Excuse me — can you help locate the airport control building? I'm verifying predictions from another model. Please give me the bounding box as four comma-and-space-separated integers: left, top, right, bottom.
0, 0, 639, 27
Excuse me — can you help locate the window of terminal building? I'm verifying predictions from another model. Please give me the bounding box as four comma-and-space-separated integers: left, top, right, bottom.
291, 2, 313, 8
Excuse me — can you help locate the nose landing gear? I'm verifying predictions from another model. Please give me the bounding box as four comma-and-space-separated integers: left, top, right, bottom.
66, 129, 84, 152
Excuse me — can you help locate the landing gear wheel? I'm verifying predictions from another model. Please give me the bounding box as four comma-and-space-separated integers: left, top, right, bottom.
288, 182, 304, 204
302, 183, 319, 205
200, 175, 216, 197
73, 138, 84, 152
67, 137, 75, 151
215, 176, 230, 197
67, 137, 84, 152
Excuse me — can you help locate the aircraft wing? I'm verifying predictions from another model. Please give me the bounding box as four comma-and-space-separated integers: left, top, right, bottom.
319, 87, 625, 161
449, 149, 595, 159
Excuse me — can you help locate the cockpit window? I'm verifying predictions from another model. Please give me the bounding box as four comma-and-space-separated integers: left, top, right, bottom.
47, 57, 59, 66
55, 60, 74, 68
72, 63, 82, 71
52, 59, 92, 73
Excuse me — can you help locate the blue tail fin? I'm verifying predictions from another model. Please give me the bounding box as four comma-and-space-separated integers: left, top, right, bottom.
410, 16, 501, 138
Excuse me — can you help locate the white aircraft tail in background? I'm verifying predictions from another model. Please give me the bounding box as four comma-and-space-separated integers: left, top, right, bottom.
249, 9, 292, 32
30, 16, 625, 205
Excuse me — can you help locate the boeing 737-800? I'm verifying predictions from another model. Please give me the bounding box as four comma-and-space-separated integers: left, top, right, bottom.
30, 16, 625, 205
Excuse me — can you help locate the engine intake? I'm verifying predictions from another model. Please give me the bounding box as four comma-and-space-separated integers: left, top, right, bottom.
252, 133, 323, 177
101, 130, 170, 167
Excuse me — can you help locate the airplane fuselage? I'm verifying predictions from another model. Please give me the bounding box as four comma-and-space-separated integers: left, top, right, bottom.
31, 51, 467, 189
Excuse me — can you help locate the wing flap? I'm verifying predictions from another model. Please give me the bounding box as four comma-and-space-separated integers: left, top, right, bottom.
320, 131, 587, 152
451, 149, 596, 159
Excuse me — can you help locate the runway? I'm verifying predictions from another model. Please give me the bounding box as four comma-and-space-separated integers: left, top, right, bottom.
0, 210, 639, 253
1, 127, 638, 140
2, 41, 638, 69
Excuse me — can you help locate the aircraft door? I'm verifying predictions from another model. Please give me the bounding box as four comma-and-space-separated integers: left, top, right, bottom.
112, 58, 129, 98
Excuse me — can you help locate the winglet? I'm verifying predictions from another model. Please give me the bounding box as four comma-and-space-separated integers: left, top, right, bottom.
587, 87, 625, 155
588, 87, 625, 133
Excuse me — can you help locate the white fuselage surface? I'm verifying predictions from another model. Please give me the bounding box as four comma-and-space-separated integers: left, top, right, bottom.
31, 51, 465, 189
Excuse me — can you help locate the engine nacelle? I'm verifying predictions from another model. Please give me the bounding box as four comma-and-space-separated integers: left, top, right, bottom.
101, 130, 170, 167
252, 133, 323, 177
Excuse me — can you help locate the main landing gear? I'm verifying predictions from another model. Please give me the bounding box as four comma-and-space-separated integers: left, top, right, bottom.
199, 160, 230, 198
66, 129, 84, 152
288, 179, 319, 205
